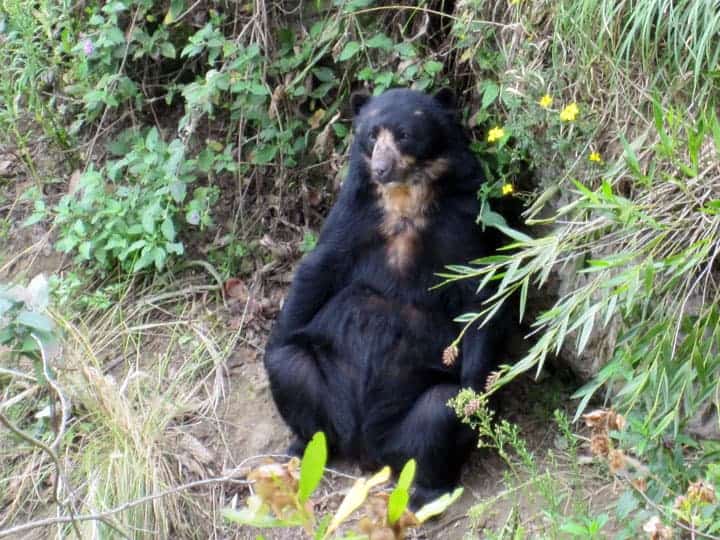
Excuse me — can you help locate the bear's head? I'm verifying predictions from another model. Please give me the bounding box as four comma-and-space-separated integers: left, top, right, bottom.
350, 88, 457, 187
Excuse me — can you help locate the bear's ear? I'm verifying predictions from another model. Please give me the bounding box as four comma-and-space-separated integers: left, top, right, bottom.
433, 88, 456, 110
350, 91, 371, 116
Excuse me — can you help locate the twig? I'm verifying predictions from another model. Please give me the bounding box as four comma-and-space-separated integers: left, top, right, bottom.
0, 471, 250, 538
0, 367, 36, 382
0, 386, 40, 412
32, 335, 70, 453
84, 8, 139, 168
0, 411, 81, 540
0, 451, 357, 538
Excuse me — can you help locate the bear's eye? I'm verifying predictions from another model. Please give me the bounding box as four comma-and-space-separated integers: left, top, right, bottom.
397, 130, 408, 141
368, 127, 379, 144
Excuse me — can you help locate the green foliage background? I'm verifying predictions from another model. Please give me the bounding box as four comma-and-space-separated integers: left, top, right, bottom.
2, 0, 720, 537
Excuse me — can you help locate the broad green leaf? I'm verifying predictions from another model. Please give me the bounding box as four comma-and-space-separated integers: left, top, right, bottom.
298, 432, 327, 503
394, 42, 416, 58
0, 298, 13, 317
342, 0, 374, 12
388, 459, 415, 525
338, 41, 361, 61
142, 211, 156, 235
415, 487, 463, 522
165, 242, 184, 255
78, 241, 92, 260
160, 42, 176, 58
161, 218, 176, 242
145, 127, 160, 151
163, 0, 185, 24
366, 34, 393, 51
312, 67, 335, 82
324, 467, 391, 538
119, 240, 146, 260
252, 145, 278, 165
424, 60, 443, 75
170, 181, 186, 203
152, 247, 167, 270
55, 235, 78, 253
559, 522, 589, 536
16, 310, 54, 334
133, 247, 155, 272
22, 212, 45, 227
478, 206, 508, 230
481, 82, 500, 110
615, 490, 638, 519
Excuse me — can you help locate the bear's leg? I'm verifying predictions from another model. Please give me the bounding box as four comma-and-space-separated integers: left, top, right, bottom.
373, 384, 475, 509
265, 341, 357, 455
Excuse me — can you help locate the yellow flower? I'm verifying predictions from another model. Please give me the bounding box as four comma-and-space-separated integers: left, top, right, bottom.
538, 94, 553, 108
559, 102, 579, 122
589, 151, 602, 163
502, 183, 514, 195
487, 126, 505, 143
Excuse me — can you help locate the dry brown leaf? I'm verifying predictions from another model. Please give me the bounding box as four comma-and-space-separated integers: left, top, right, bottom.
308, 108, 326, 129
608, 448, 626, 473
687, 480, 716, 504
224, 278, 249, 302
590, 433, 610, 457
642, 516, 673, 539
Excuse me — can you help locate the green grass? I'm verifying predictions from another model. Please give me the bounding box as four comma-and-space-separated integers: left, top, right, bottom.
1, 278, 240, 538
2, 0, 720, 537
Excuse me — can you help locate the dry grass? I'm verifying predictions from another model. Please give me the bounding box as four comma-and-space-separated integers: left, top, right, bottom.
0, 277, 246, 538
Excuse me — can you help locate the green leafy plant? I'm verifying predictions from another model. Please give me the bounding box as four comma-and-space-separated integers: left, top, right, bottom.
559, 514, 609, 539
224, 432, 462, 539
54, 128, 218, 273
447, 96, 720, 535
0, 275, 57, 366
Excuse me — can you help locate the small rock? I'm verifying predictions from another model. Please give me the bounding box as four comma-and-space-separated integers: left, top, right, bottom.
0, 160, 14, 177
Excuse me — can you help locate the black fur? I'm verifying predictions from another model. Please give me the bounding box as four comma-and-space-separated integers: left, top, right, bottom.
264, 89, 508, 506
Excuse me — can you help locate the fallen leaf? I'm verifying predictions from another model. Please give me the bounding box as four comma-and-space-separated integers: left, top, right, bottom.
325, 467, 391, 538
224, 278, 249, 302
68, 169, 83, 195
308, 108, 326, 129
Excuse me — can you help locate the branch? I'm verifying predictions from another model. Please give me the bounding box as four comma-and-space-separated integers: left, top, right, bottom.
0, 411, 80, 539
0, 452, 358, 538
0, 335, 82, 539
0, 473, 250, 538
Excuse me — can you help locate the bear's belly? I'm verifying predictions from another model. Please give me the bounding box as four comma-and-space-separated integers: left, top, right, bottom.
302, 284, 456, 379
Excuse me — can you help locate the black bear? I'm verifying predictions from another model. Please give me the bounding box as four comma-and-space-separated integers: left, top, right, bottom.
264, 88, 507, 505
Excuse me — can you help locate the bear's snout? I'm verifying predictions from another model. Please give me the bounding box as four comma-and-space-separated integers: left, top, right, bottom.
371, 156, 393, 182
371, 128, 402, 183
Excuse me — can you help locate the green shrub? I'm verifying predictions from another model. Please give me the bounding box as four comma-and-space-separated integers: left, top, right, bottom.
54, 128, 217, 273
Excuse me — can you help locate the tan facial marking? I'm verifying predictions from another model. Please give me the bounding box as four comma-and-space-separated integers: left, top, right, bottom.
407, 157, 449, 185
